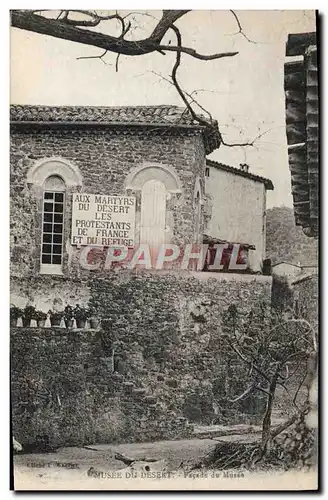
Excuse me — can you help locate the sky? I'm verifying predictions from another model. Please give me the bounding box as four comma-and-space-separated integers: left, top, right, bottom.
10, 9, 316, 208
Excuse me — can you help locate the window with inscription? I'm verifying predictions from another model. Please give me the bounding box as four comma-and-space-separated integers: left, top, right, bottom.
41, 175, 65, 274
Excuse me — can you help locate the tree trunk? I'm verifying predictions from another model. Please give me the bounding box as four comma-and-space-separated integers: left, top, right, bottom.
261, 374, 278, 453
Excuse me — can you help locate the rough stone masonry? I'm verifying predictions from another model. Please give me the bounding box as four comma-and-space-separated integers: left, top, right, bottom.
11, 272, 272, 448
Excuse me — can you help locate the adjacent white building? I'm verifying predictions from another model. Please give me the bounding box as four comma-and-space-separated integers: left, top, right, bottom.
205, 160, 274, 273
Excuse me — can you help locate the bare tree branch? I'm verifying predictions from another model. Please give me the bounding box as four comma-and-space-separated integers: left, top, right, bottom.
170, 23, 207, 128
255, 386, 272, 397
115, 452, 158, 465
219, 126, 281, 149
222, 304, 316, 456
59, 11, 124, 28
76, 49, 110, 66
122, 11, 160, 23
115, 53, 121, 72
158, 45, 238, 60
11, 10, 237, 62
150, 70, 214, 122
286, 318, 318, 352
227, 381, 257, 403
56, 11, 66, 21
229, 342, 271, 384
292, 368, 309, 411
11, 9, 283, 151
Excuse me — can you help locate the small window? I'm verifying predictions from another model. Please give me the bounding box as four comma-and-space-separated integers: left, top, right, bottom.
205, 167, 210, 178
194, 191, 201, 243
40, 175, 65, 274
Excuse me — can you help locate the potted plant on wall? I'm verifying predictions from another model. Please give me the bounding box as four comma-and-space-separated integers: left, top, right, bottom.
22, 305, 36, 327
10, 305, 22, 327
63, 305, 74, 329
48, 309, 63, 327
73, 304, 89, 329
35, 310, 47, 327
88, 304, 100, 330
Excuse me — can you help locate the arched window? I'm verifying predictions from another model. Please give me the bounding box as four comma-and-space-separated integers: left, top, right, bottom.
27, 157, 82, 275
125, 162, 183, 248
40, 175, 66, 274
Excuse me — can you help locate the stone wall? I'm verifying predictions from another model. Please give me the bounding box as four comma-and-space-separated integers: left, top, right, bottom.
11, 327, 194, 449
11, 271, 272, 448
292, 274, 319, 327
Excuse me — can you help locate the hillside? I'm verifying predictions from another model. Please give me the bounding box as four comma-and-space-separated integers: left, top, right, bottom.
266, 206, 318, 266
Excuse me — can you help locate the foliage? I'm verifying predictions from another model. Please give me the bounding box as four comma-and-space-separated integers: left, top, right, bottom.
73, 304, 89, 321
63, 305, 74, 321
35, 310, 47, 321
10, 305, 22, 320
22, 305, 36, 320
48, 309, 63, 320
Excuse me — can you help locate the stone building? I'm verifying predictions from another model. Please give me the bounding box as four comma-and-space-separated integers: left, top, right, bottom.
11, 104, 218, 282
10, 104, 273, 297
10, 104, 273, 448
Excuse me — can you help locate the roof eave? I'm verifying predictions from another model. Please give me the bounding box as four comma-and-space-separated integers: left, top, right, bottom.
10, 120, 207, 130
203, 233, 255, 250
10, 120, 221, 155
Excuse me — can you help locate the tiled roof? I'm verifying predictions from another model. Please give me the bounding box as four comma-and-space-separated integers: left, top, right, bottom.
206, 160, 274, 190
284, 32, 318, 238
10, 104, 200, 125
10, 104, 221, 154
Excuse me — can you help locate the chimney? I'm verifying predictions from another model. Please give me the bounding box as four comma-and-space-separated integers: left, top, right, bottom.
239, 163, 250, 173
